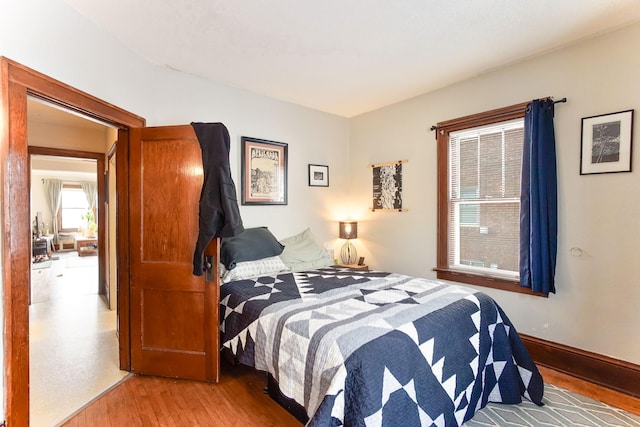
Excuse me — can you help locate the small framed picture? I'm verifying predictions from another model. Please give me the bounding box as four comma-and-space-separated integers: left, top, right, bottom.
241, 136, 288, 205
580, 109, 634, 175
308, 164, 329, 187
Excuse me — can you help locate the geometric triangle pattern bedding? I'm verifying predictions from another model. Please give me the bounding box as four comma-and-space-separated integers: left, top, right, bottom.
220, 266, 544, 426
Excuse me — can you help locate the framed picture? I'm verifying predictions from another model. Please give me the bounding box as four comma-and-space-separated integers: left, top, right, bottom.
308, 164, 329, 187
241, 136, 288, 205
580, 109, 634, 175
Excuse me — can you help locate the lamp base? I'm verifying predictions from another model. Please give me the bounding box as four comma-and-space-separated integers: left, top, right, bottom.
340, 240, 357, 264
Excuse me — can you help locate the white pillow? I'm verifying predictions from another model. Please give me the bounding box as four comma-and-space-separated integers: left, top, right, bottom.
221, 256, 289, 283
278, 228, 334, 272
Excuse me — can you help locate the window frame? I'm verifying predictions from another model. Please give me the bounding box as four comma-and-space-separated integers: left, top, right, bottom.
435, 101, 544, 296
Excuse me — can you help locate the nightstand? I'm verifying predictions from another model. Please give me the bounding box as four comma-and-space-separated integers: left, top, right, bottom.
336, 263, 369, 271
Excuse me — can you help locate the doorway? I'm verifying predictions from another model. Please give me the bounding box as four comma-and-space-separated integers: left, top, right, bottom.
27, 97, 112, 307
28, 122, 124, 424
1, 57, 145, 426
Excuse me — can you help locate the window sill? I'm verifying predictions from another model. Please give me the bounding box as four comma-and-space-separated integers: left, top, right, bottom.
433, 267, 548, 298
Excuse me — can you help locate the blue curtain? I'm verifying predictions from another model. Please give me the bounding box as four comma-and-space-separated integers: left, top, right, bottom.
520, 99, 558, 295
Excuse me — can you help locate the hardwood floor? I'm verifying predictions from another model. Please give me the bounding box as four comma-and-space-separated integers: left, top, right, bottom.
61, 360, 301, 427
62, 362, 640, 426
537, 365, 640, 416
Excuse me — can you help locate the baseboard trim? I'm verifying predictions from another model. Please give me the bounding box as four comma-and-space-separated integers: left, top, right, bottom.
520, 334, 640, 398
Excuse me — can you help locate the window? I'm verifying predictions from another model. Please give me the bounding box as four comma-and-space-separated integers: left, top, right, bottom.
59, 184, 90, 231
436, 102, 534, 294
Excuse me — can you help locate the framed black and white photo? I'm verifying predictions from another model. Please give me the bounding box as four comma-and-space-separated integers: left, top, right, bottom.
580, 109, 634, 175
241, 136, 288, 205
308, 164, 329, 187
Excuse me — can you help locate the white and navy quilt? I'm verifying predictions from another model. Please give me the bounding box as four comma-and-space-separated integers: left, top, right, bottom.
220, 266, 544, 426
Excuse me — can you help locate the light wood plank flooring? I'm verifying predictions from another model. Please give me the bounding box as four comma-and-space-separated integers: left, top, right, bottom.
61, 361, 640, 426
538, 365, 640, 416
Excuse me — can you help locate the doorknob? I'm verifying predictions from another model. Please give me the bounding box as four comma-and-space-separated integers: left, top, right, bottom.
205, 255, 215, 282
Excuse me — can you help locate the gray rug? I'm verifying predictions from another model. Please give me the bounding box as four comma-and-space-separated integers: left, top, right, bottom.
465, 383, 640, 426
32, 260, 51, 270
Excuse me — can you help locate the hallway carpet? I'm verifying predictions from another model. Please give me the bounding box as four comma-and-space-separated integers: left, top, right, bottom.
29, 251, 128, 427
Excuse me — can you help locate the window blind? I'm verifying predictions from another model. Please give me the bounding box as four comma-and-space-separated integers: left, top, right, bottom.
448, 119, 524, 278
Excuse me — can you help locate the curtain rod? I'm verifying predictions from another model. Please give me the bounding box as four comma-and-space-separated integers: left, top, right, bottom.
429, 97, 567, 132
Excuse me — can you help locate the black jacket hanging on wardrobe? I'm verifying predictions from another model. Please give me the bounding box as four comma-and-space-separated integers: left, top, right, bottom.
191, 122, 244, 276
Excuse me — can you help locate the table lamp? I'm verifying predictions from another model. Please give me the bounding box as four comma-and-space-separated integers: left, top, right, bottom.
339, 221, 358, 264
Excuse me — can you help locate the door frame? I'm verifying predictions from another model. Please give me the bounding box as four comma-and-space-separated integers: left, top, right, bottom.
1, 57, 145, 426
28, 146, 107, 305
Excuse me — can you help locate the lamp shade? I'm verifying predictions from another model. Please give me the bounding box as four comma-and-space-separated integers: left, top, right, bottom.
339, 221, 357, 239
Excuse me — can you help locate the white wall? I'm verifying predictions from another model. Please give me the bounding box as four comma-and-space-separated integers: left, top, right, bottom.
138, 62, 352, 244
350, 23, 640, 365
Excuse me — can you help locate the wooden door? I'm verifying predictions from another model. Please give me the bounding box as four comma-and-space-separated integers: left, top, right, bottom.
129, 125, 219, 382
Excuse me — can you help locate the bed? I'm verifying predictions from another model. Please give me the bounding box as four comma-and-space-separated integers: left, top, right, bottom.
218, 227, 544, 426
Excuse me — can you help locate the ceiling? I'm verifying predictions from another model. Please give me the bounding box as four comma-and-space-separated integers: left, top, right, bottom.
64, 1, 640, 117
28, 97, 112, 131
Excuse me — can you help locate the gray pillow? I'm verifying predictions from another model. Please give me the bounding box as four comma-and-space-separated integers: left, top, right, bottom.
220, 227, 284, 270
